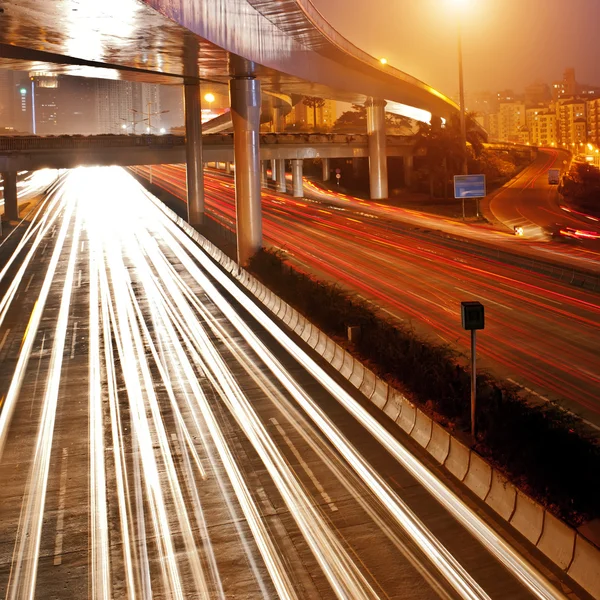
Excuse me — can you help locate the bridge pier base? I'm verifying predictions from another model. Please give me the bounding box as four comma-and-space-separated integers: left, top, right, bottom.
292, 159, 303, 197
404, 155, 414, 188
322, 157, 330, 181
184, 82, 205, 226
230, 56, 262, 266
276, 159, 287, 193
366, 98, 388, 199
1, 171, 18, 221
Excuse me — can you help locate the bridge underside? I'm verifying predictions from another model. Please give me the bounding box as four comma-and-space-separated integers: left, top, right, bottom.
0, 0, 456, 121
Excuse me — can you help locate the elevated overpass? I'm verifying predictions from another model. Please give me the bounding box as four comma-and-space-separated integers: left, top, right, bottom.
0, 133, 418, 216
0, 133, 416, 169
0, 0, 458, 263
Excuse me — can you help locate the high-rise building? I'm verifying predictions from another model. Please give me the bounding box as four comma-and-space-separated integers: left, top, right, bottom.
528, 110, 557, 147
587, 98, 600, 146
524, 82, 551, 105
556, 98, 587, 147
96, 79, 136, 134
0, 71, 33, 133
552, 68, 579, 101
57, 76, 98, 134
31, 73, 60, 135
287, 98, 337, 130
497, 101, 526, 142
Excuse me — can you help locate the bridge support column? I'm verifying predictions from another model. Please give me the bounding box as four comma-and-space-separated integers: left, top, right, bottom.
230, 56, 262, 266
292, 159, 303, 197
270, 159, 277, 181
1, 172, 18, 221
404, 155, 414, 188
261, 161, 268, 188
184, 82, 204, 226
276, 159, 287, 193
322, 157, 330, 181
226, 161, 232, 174
366, 98, 388, 199
273, 104, 286, 133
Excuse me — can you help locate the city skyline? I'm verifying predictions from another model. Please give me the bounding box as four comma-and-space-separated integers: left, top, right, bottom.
311, 0, 600, 98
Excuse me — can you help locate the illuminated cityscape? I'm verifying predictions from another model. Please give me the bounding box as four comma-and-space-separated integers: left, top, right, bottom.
0, 1, 599, 599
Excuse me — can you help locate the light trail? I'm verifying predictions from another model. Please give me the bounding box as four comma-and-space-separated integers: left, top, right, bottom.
0, 166, 574, 599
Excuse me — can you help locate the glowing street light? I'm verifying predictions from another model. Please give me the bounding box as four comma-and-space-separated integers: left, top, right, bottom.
379, 58, 388, 65
204, 93, 215, 113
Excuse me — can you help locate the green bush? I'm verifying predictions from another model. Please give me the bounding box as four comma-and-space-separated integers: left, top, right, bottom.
249, 249, 600, 525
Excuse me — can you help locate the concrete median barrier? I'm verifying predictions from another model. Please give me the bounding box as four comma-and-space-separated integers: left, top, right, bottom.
410, 410, 433, 448
330, 344, 345, 371
301, 322, 312, 343
537, 512, 576, 570
485, 469, 517, 521
510, 490, 544, 545
359, 369, 377, 400
567, 535, 600, 599
322, 337, 336, 363
426, 422, 450, 465
307, 326, 320, 349
371, 379, 389, 410
444, 437, 470, 482
396, 401, 416, 435
349, 361, 365, 389
463, 453, 492, 500
383, 390, 404, 422
315, 330, 328, 355
340, 352, 354, 379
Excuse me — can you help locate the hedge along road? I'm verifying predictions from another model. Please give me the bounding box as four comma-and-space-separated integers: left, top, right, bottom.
131, 164, 600, 431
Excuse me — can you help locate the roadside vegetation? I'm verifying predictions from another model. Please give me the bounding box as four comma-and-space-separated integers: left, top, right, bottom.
249, 248, 600, 525
560, 162, 600, 218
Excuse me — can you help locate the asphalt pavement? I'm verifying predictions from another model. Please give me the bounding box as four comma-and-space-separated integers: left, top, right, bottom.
0, 167, 581, 599
133, 164, 600, 430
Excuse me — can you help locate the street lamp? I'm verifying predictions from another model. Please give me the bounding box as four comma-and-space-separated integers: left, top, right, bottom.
379, 57, 388, 65
451, 0, 470, 176
204, 92, 215, 113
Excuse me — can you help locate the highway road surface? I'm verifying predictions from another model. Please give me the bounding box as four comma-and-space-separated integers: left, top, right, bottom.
488, 148, 600, 249
0, 167, 580, 599
132, 164, 600, 430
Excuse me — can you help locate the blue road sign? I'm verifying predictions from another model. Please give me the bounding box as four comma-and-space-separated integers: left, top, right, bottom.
454, 174, 486, 199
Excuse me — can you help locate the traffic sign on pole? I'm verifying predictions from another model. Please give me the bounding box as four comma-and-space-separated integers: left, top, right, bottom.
454, 174, 486, 199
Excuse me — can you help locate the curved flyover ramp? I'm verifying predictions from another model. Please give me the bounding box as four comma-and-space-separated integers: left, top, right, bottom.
0, 0, 457, 123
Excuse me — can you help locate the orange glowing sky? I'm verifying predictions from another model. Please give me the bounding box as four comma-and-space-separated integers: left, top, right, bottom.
311, 0, 600, 98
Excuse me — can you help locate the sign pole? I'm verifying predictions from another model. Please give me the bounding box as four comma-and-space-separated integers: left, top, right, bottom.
470, 328, 477, 437
460, 300, 484, 439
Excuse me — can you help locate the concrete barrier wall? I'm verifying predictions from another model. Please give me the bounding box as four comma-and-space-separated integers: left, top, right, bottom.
167, 211, 600, 599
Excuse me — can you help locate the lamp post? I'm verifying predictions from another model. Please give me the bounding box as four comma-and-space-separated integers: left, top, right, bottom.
455, 0, 469, 177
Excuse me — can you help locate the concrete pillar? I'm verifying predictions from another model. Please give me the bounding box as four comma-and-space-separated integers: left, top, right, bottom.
322, 157, 330, 181
2, 172, 18, 221
230, 56, 262, 265
225, 161, 232, 174
273, 105, 286, 133
366, 98, 388, 199
184, 83, 204, 226
404, 155, 414, 188
276, 159, 287, 193
292, 159, 303, 197
261, 161, 268, 188
270, 158, 277, 181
